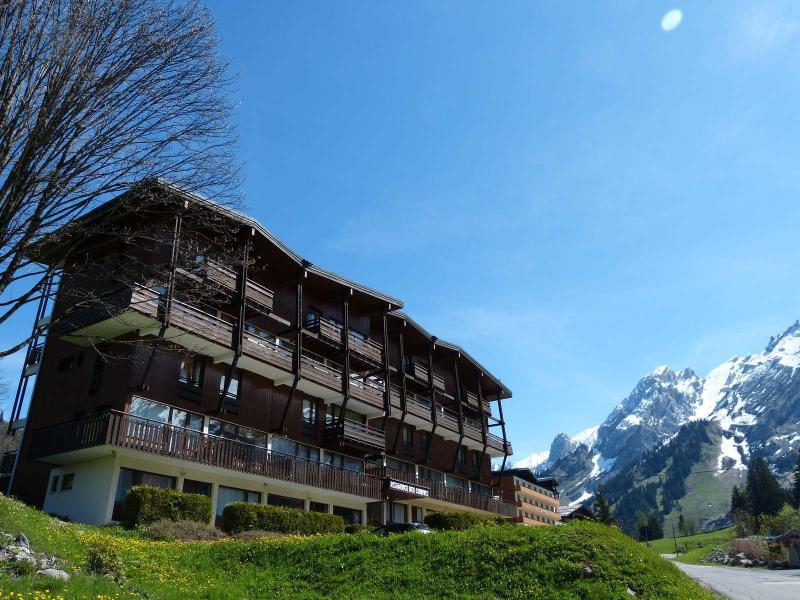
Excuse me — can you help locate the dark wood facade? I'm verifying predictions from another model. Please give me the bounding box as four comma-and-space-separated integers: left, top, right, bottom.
9, 182, 514, 518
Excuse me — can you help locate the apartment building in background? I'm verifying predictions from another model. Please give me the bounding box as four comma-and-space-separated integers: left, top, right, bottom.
495, 468, 560, 526
5, 181, 515, 526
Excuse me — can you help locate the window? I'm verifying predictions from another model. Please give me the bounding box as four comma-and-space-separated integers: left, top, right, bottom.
179, 355, 204, 388
216, 486, 261, 517
326, 405, 365, 424
219, 369, 241, 414
60, 473, 75, 491
113, 468, 176, 520
129, 397, 202, 431
182, 480, 212, 496
457, 446, 467, 471
333, 505, 363, 525
310, 501, 328, 513
471, 450, 482, 478
270, 435, 319, 461
324, 450, 364, 472
302, 398, 317, 428
402, 425, 414, 454
89, 355, 105, 395
419, 431, 430, 459
389, 502, 405, 524
57, 353, 83, 372
49, 475, 60, 493
207, 419, 266, 447
267, 494, 304, 509
386, 456, 415, 475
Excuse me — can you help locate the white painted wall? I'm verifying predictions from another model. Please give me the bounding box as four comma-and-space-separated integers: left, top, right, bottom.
42, 454, 118, 525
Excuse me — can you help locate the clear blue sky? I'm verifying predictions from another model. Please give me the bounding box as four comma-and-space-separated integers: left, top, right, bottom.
3, 2, 800, 461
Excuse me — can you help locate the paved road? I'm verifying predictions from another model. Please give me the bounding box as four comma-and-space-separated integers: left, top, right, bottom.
675, 562, 800, 600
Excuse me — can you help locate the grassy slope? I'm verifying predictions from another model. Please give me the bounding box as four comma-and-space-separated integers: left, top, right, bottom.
0, 495, 715, 600
643, 527, 736, 565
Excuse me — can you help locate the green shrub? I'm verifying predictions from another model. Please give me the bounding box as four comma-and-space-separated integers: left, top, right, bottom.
234, 530, 285, 541
423, 511, 496, 531
222, 502, 344, 535
145, 519, 225, 542
122, 485, 212, 528
344, 524, 371, 534
86, 544, 123, 579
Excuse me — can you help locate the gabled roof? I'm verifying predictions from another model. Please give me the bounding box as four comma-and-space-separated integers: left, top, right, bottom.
389, 310, 511, 399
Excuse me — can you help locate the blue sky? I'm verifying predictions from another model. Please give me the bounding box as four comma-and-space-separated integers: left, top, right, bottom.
4, 2, 800, 462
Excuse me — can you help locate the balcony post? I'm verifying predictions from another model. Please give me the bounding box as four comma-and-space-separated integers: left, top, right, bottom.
424, 338, 437, 465
497, 394, 509, 472
390, 321, 408, 454
381, 305, 391, 419
450, 353, 466, 473
217, 228, 251, 414
477, 375, 489, 477
275, 266, 305, 432
338, 288, 353, 429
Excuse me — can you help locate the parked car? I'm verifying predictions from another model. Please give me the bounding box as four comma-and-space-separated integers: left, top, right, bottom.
372, 522, 432, 536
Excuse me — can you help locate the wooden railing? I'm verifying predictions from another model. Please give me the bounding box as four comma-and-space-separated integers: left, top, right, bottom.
348, 333, 383, 364
324, 417, 385, 450
389, 386, 432, 421
242, 324, 294, 371
366, 463, 516, 517
305, 315, 344, 345
349, 375, 385, 407
300, 351, 343, 392
29, 412, 383, 500
203, 259, 274, 312
167, 299, 234, 347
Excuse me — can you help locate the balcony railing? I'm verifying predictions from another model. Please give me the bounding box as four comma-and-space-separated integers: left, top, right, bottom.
389, 385, 432, 421
366, 462, 516, 517
349, 374, 385, 407
167, 300, 234, 347
29, 411, 383, 500
300, 351, 343, 392
324, 417, 385, 451
201, 259, 275, 312
242, 323, 294, 371
305, 315, 383, 365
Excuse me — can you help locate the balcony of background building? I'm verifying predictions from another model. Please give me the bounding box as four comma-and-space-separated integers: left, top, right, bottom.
303, 313, 384, 367
181, 256, 275, 313
323, 416, 385, 453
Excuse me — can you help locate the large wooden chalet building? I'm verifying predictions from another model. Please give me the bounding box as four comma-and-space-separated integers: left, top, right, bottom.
6, 181, 515, 526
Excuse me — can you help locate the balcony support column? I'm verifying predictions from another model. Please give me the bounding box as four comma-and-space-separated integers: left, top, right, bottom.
337, 289, 353, 430
477, 376, 489, 479
390, 322, 408, 454
423, 339, 437, 465
275, 267, 305, 433
136, 205, 186, 392
381, 305, 391, 423
216, 228, 251, 414
497, 394, 509, 473
450, 353, 466, 473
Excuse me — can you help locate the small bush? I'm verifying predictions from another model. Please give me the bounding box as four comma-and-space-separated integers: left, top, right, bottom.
423, 511, 496, 531
222, 503, 344, 535
145, 519, 225, 542
122, 485, 212, 528
86, 544, 123, 579
344, 524, 371, 534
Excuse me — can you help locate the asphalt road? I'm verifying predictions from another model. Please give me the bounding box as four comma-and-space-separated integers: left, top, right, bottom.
675, 562, 800, 600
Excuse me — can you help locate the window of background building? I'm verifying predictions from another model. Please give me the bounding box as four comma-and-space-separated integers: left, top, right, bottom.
219, 369, 241, 414
114, 468, 175, 520
271, 435, 319, 461
324, 450, 364, 472
182, 479, 212, 496
401, 425, 414, 455
389, 502, 405, 524
60, 473, 75, 491
310, 501, 328, 513
208, 418, 266, 447
419, 431, 430, 459
129, 397, 203, 432
457, 445, 467, 471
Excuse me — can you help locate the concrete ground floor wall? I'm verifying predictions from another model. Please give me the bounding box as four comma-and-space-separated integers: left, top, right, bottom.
40, 449, 434, 527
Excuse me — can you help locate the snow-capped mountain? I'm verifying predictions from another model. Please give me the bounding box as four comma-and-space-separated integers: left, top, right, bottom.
524, 320, 800, 515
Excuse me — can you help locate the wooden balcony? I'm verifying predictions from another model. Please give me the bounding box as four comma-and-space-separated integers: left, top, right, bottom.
305, 315, 344, 345
193, 259, 275, 313
349, 375, 385, 408
464, 390, 480, 409
167, 299, 234, 347
389, 386, 432, 421
348, 333, 383, 365
366, 463, 516, 517
242, 324, 294, 372
324, 417, 385, 452
29, 411, 383, 500
404, 360, 445, 390
300, 352, 343, 393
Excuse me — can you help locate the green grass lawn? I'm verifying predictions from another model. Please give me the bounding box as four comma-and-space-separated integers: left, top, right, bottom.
0, 494, 716, 599
642, 526, 736, 564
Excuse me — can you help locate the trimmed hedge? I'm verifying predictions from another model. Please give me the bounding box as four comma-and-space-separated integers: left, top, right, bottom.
222, 502, 344, 535
344, 524, 371, 534
423, 511, 499, 531
122, 485, 212, 528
